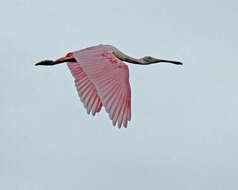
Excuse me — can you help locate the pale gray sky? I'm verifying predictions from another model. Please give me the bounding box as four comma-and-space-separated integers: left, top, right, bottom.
1, 0, 238, 189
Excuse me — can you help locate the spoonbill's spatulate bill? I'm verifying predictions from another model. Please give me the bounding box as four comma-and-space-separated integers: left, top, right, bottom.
35, 44, 183, 128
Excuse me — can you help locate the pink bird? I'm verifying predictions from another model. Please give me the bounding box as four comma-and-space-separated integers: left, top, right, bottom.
35, 44, 182, 128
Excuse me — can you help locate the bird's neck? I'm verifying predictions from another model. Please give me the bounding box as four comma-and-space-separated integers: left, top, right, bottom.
113, 49, 145, 64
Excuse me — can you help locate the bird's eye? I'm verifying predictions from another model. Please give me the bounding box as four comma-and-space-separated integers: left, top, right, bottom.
144, 56, 152, 61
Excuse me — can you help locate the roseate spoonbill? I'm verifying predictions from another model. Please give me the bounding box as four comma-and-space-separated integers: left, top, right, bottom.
35, 44, 182, 128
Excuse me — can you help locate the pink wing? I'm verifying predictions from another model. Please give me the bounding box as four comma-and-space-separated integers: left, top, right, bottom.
67, 62, 102, 115
71, 46, 131, 128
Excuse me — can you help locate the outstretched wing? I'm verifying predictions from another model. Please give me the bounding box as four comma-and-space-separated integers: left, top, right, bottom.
67, 62, 102, 115
72, 47, 131, 128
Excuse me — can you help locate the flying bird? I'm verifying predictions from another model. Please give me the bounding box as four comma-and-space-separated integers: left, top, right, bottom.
35, 44, 182, 128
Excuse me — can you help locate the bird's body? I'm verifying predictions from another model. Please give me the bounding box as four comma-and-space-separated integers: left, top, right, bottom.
36, 44, 182, 128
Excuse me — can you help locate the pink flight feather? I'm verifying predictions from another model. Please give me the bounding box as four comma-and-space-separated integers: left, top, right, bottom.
67, 45, 131, 128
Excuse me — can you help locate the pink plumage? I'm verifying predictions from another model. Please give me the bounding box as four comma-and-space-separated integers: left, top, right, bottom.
67, 45, 131, 128
36, 44, 182, 128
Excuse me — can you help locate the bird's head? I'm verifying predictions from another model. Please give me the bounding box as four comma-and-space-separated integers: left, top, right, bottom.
142, 56, 183, 65
143, 56, 160, 63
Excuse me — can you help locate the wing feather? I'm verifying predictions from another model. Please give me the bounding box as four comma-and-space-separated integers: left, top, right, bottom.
105, 87, 120, 115
67, 62, 102, 115
87, 92, 97, 114
118, 97, 126, 128
92, 96, 100, 115
112, 93, 124, 127
111, 92, 123, 120
72, 46, 131, 128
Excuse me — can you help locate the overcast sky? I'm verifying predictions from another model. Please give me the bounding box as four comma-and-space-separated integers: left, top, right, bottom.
1, 0, 238, 189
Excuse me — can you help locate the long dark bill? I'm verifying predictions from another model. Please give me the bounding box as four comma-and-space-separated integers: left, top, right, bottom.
155, 59, 183, 65
35, 57, 76, 66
